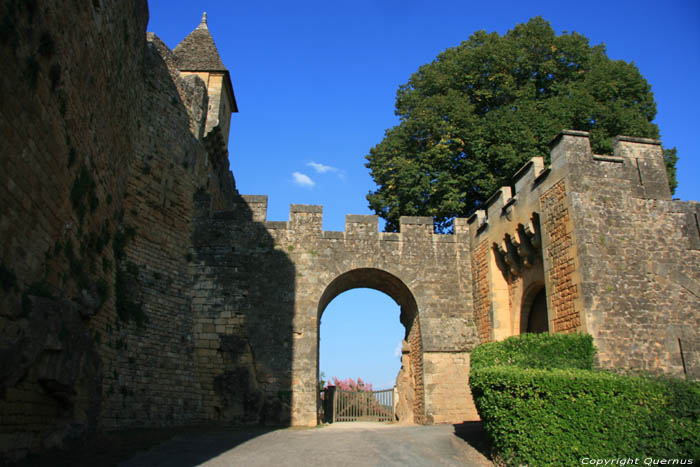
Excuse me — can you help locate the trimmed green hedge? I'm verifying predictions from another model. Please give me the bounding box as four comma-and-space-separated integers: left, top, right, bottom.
471, 332, 596, 371
469, 334, 700, 466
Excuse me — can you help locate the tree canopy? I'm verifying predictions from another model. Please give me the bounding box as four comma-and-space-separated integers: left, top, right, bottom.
366, 17, 678, 232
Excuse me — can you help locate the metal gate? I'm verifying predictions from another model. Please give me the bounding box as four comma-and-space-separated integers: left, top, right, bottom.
331, 388, 394, 422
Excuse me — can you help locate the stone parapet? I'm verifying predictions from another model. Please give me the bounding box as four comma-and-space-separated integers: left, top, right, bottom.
240, 196, 470, 245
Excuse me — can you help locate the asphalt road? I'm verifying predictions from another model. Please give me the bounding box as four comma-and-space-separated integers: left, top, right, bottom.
118, 422, 492, 467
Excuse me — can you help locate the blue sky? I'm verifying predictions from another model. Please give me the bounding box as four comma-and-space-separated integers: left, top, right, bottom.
147, 0, 700, 390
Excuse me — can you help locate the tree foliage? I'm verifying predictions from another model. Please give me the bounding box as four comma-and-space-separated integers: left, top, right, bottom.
366, 17, 678, 232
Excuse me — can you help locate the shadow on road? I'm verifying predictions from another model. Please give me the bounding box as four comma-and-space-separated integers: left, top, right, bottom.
453, 421, 492, 461
13, 423, 492, 466
12, 426, 279, 467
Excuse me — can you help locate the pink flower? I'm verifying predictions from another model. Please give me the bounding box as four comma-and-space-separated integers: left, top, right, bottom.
327, 376, 374, 392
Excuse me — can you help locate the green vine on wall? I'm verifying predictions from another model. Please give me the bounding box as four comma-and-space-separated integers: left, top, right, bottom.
0, 261, 17, 291
70, 164, 98, 223
112, 225, 148, 327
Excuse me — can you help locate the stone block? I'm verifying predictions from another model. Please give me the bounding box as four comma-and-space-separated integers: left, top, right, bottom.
345, 214, 378, 234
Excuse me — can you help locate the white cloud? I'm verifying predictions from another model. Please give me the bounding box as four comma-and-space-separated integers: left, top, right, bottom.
308, 161, 335, 174
292, 171, 315, 188
307, 161, 346, 181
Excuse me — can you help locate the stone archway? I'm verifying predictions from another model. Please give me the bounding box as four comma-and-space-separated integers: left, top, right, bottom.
316, 268, 425, 424
218, 201, 477, 426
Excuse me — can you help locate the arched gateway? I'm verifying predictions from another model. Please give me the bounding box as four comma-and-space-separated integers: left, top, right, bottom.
192, 196, 479, 426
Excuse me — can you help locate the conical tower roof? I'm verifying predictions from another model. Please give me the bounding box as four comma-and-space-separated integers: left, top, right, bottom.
174, 12, 227, 71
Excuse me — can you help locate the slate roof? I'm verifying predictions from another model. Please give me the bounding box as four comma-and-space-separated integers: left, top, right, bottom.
174, 12, 227, 72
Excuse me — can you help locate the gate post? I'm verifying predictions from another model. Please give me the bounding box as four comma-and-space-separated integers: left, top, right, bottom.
325, 385, 336, 423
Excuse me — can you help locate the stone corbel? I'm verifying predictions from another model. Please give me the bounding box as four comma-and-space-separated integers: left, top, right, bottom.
515, 225, 536, 268
502, 235, 522, 276
524, 218, 541, 249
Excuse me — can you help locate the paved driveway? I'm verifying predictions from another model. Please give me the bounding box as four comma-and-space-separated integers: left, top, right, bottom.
119, 422, 492, 467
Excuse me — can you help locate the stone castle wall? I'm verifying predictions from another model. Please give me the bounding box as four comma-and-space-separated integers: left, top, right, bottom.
406, 318, 424, 424
467, 130, 700, 379
0, 1, 239, 459
0, 0, 148, 458
95, 31, 236, 430
560, 133, 700, 378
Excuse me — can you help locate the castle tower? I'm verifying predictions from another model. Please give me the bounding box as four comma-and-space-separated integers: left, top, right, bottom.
175, 12, 238, 147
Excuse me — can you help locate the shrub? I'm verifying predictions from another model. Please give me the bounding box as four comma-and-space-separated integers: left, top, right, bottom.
470, 366, 700, 465
471, 332, 596, 371
469, 334, 700, 465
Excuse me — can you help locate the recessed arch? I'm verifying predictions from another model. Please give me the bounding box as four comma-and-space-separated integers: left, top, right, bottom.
521, 282, 549, 334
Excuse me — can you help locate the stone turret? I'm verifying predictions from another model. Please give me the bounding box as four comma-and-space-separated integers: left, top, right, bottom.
175, 12, 238, 147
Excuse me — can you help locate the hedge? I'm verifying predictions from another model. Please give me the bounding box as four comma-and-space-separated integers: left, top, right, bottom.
469, 334, 700, 466
470, 332, 596, 371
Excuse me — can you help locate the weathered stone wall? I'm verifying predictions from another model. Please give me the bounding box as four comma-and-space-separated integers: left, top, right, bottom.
94, 32, 237, 430
471, 240, 492, 343
559, 133, 700, 378
393, 341, 414, 423
0, 1, 240, 460
407, 318, 425, 424
190, 194, 295, 425
467, 157, 572, 341
0, 0, 148, 459
422, 352, 476, 424
2, 0, 697, 461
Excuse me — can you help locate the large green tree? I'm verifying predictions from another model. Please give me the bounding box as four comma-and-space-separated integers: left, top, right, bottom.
366, 17, 678, 232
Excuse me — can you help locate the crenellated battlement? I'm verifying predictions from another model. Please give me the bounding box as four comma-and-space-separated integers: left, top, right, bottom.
468, 130, 671, 243
240, 196, 469, 243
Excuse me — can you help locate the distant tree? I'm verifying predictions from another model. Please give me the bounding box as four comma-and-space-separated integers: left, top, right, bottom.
366, 17, 678, 232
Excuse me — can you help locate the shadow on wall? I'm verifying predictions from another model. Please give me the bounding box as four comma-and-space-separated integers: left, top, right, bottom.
192, 191, 296, 426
